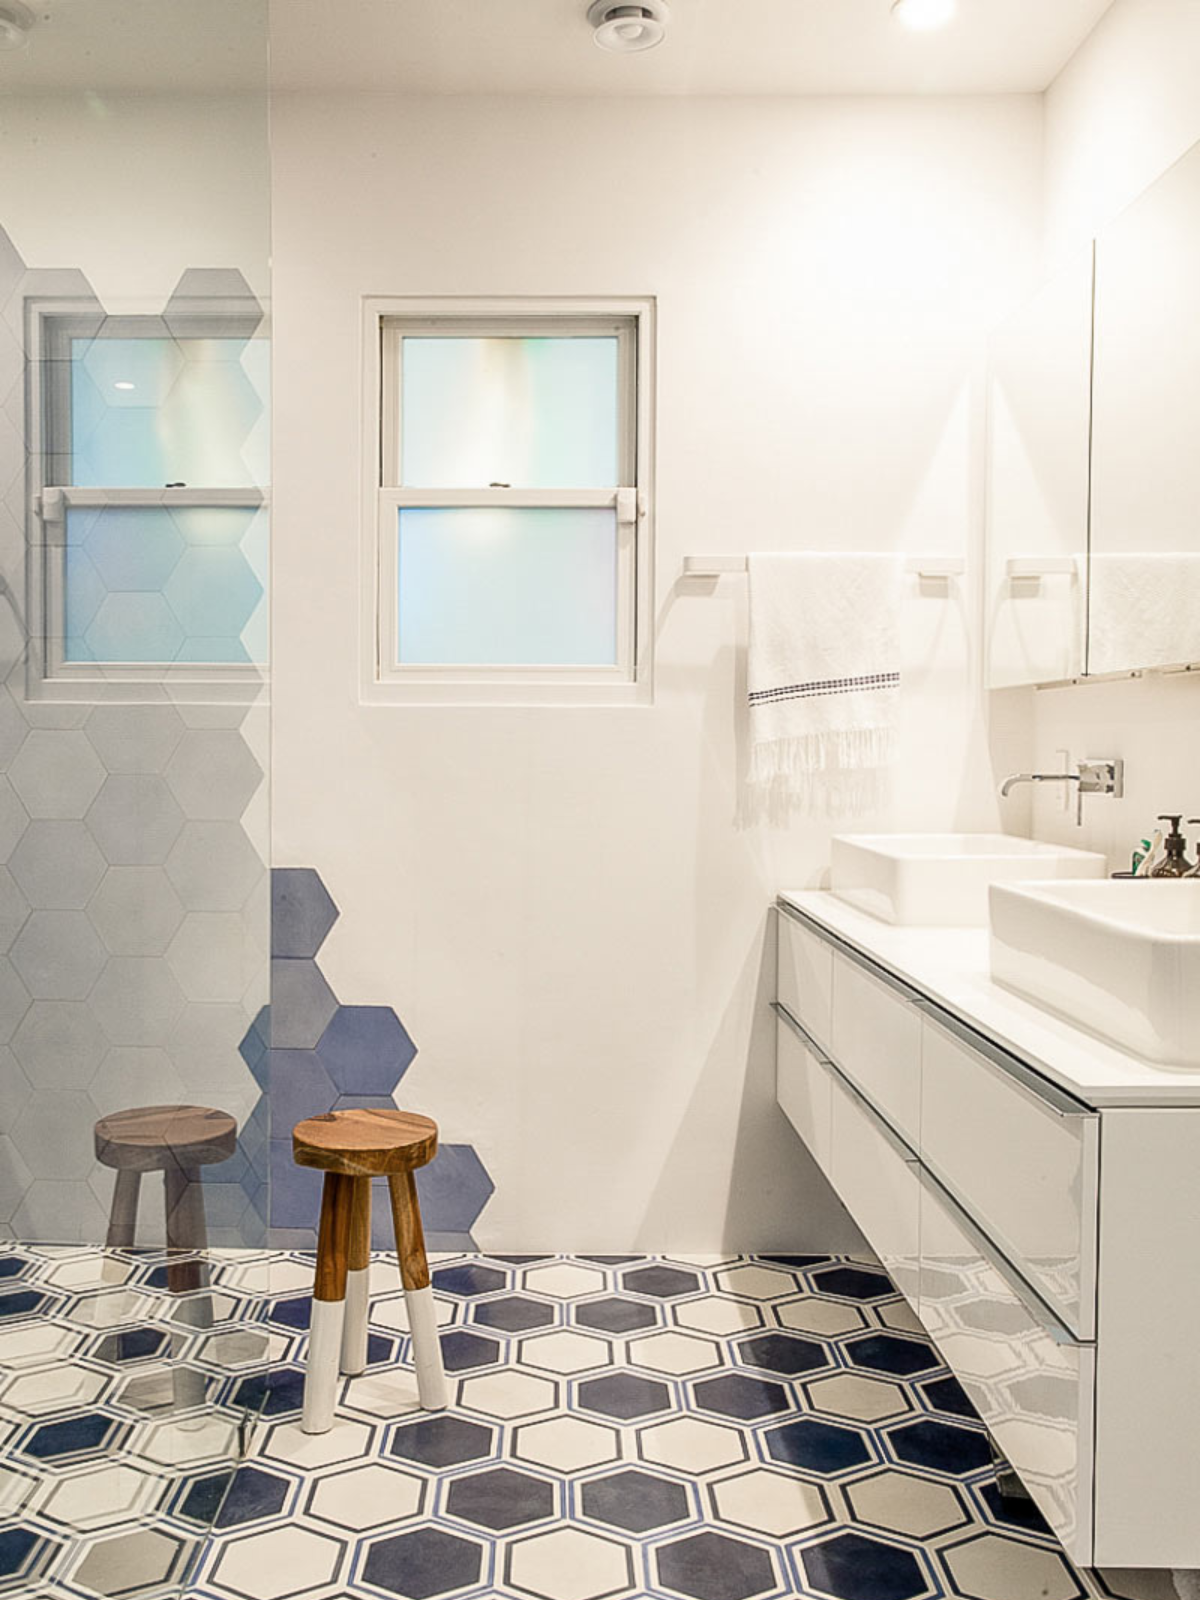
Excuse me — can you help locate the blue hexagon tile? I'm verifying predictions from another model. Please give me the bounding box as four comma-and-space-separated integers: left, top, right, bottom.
251, 866, 494, 1250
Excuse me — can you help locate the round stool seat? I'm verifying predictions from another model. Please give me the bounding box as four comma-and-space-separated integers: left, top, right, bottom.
94, 1105, 238, 1173
293, 1108, 438, 1177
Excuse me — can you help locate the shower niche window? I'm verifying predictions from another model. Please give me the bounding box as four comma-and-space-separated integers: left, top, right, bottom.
28, 307, 269, 698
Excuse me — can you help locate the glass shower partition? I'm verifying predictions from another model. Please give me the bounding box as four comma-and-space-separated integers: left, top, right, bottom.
0, 3, 272, 1592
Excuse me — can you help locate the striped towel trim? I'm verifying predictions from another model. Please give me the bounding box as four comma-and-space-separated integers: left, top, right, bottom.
748, 671, 900, 707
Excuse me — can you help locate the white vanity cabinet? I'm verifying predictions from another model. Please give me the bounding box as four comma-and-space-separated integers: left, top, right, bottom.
773, 896, 1200, 1571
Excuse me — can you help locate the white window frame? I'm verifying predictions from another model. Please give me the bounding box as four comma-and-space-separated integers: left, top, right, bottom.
360, 296, 654, 706
25, 300, 267, 705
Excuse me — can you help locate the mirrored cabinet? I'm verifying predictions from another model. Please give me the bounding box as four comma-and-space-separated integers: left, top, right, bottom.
987, 137, 1200, 688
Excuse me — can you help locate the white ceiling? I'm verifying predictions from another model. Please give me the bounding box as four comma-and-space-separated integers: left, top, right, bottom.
0, 0, 1116, 96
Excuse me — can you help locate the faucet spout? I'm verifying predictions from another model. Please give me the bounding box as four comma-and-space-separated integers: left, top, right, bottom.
999, 772, 1079, 798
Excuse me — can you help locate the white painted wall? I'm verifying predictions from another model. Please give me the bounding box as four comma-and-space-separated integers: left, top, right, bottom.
1020, 0, 1200, 864
0, 92, 269, 304
270, 90, 1043, 1249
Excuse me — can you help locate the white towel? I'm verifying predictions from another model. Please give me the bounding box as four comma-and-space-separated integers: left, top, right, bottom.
747, 553, 901, 812
1087, 553, 1200, 674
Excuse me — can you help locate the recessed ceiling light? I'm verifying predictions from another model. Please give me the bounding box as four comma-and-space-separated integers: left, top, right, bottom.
587, 0, 670, 54
113, 381, 135, 391
891, 0, 957, 31
0, 1, 35, 52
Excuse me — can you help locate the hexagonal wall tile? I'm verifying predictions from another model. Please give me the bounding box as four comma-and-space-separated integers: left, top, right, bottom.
11, 911, 103, 999
166, 820, 264, 910
10, 822, 105, 910
11, 1001, 106, 1088
8, 731, 105, 819
90, 957, 186, 1047
316, 1005, 416, 1095
271, 867, 338, 958
88, 866, 185, 956
84, 702, 185, 773
84, 506, 184, 590
165, 728, 262, 821
164, 546, 262, 639
86, 774, 185, 866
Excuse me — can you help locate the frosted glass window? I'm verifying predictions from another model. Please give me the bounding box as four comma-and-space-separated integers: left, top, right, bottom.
64, 505, 265, 665
397, 508, 617, 665
70, 337, 262, 488
400, 337, 619, 488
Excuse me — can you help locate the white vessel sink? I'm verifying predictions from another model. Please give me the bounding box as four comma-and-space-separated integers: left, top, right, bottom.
989, 880, 1200, 1067
830, 833, 1107, 927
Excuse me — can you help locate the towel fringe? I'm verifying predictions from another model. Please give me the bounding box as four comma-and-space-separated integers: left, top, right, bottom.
747, 727, 895, 818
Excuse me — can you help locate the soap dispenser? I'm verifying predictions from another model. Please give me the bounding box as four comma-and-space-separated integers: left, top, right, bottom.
1185, 820, 1200, 878
1150, 815, 1194, 877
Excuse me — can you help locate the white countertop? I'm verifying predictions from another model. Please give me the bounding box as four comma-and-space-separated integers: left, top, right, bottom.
779, 889, 1200, 1109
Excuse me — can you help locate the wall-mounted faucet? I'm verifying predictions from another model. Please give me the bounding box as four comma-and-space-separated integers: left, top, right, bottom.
999, 758, 1124, 824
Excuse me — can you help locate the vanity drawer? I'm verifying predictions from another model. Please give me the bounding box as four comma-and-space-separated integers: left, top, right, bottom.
776, 908, 834, 1053
830, 951, 922, 1146
775, 1011, 833, 1178
919, 1169, 1094, 1565
830, 1072, 920, 1304
919, 1010, 1098, 1339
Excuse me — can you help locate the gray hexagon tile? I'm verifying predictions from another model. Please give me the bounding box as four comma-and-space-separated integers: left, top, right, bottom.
84, 702, 185, 773
11, 1001, 107, 1089
0, 776, 28, 858
9, 730, 106, 819
270, 959, 337, 1052
86, 775, 185, 865
9, 820, 106, 909
165, 728, 263, 821
166, 912, 263, 1004
88, 866, 185, 956
11, 910, 104, 999
0, 864, 29, 948
90, 956, 187, 1047
166, 820, 264, 911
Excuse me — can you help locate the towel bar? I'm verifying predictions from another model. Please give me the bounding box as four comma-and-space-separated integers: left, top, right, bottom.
682, 555, 966, 581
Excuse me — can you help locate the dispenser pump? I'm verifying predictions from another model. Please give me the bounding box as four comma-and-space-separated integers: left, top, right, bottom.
1151, 815, 1194, 877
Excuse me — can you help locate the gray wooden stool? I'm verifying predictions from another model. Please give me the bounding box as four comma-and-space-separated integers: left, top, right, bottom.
94, 1104, 237, 1292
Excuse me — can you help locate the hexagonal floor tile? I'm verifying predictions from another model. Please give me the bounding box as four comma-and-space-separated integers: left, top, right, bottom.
360, 1525, 483, 1598
72, 1526, 192, 1597
885, 1419, 992, 1477
673, 1296, 764, 1338
810, 1265, 895, 1302
459, 1369, 558, 1420
692, 1372, 789, 1422
621, 1263, 700, 1299
577, 1371, 671, 1421
444, 1465, 556, 1532
518, 1329, 612, 1375
178, 1463, 294, 1529
506, 1525, 632, 1600
513, 1416, 621, 1474
763, 1418, 874, 1477
714, 1264, 801, 1301
581, 1468, 692, 1534
20, 1411, 126, 1467
638, 1417, 748, 1475
574, 1296, 659, 1334
523, 1262, 608, 1300
710, 1467, 830, 1539
774, 1298, 866, 1338
307, 1462, 424, 1531
799, 1530, 933, 1600
875, 1299, 927, 1337
2, 1362, 110, 1417
432, 1263, 507, 1299
262, 1417, 375, 1472
39, 1462, 163, 1531
471, 1294, 555, 1333
845, 1333, 941, 1378
389, 1415, 495, 1469
209, 1524, 345, 1600
0, 1321, 79, 1368
629, 1330, 722, 1375
939, 1532, 1086, 1600
846, 1470, 971, 1540
804, 1372, 913, 1424
655, 1529, 778, 1600
736, 1331, 829, 1377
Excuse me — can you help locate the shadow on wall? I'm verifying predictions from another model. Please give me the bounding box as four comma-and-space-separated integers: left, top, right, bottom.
253, 868, 494, 1251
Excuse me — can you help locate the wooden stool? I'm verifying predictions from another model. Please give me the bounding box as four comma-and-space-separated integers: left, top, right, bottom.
292, 1107, 448, 1434
95, 1105, 237, 1293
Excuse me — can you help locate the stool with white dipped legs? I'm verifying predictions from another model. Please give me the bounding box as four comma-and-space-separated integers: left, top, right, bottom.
291, 1108, 449, 1434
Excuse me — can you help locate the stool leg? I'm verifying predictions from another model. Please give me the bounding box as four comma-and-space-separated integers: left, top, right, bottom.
164, 1165, 209, 1297
303, 1172, 353, 1434
106, 1169, 141, 1249
340, 1178, 371, 1377
387, 1170, 448, 1412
